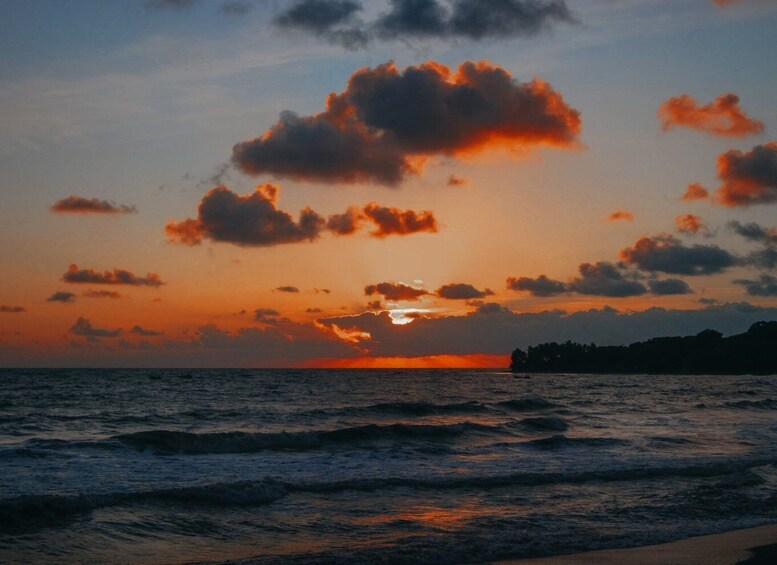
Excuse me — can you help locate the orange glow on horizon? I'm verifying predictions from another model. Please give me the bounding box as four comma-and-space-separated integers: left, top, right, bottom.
301, 354, 510, 369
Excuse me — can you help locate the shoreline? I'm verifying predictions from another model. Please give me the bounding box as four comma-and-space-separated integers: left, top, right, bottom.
495, 524, 777, 565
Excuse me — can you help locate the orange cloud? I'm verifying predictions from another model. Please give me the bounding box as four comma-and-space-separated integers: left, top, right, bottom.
232, 60, 581, 186
607, 209, 634, 222
681, 182, 709, 201
51, 196, 137, 214
361, 204, 437, 237
63, 264, 163, 287
675, 214, 707, 235
714, 142, 777, 207
658, 93, 763, 138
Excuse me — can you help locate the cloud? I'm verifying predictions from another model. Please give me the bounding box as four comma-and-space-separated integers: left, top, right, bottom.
276, 285, 301, 293
568, 261, 647, 297
83, 289, 123, 299
680, 182, 709, 201
168, 185, 440, 247
130, 325, 164, 336
166, 184, 324, 247
620, 234, 736, 275
306, 307, 323, 313
145, 0, 195, 9
361, 203, 438, 237
47, 291, 76, 303
733, 275, 777, 297
255, 308, 281, 323
317, 302, 777, 357
714, 142, 777, 207
274, 0, 368, 48
62, 264, 164, 287
365, 282, 429, 301
447, 174, 468, 186
70, 317, 120, 338
51, 196, 137, 215
507, 274, 567, 296
607, 209, 633, 222
675, 214, 707, 235
275, 0, 575, 47
232, 61, 580, 186
435, 283, 494, 299
0, 305, 25, 313
366, 300, 383, 310
648, 278, 694, 295
658, 93, 764, 138
729, 221, 777, 246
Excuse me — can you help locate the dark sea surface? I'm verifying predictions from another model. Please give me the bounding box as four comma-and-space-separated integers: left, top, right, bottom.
1, 369, 776, 564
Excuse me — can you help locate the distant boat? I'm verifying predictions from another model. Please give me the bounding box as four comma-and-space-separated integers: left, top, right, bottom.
513, 374, 531, 379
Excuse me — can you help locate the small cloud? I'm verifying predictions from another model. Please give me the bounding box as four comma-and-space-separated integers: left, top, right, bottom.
607, 209, 634, 222
314, 288, 332, 294
435, 283, 493, 300
507, 274, 567, 297
447, 174, 469, 186
276, 285, 300, 293
51, 196, 136, 215
0, 305, 25, 313
255, 308, 281, 323
366, 300, 383, 310
658, 93, 764, 138
698, 297, 718, 305
648, 278, 694, 295
47, 291, 76, 303
62, 264, 164, 287
733, 274, 777, 297
568, 262, 646, 297
130, 325, 164, 336
69, 317, 120, 338
680, 182, 709, 201
306, 307, 323, 313
675, 214, 707, 235
365, 282, 428, 301
146, 0, 195, 10
83, 289, 123, 299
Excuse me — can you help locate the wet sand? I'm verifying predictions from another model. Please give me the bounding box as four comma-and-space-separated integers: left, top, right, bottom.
498, 524, 777, 565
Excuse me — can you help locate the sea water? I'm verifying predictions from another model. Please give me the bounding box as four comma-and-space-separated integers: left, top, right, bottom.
1, 369, 776, 563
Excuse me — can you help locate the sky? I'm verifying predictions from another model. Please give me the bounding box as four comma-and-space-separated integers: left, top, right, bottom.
1, 0, 776, 368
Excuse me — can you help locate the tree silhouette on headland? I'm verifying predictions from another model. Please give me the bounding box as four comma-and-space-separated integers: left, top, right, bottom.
510, 321, 777, 374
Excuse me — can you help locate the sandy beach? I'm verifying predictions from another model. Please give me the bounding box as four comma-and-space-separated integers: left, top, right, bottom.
498, 524, 777, 565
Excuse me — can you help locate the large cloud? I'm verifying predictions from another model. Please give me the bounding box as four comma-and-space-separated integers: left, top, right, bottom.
317, 302, 777, 357
232, 61, 580, 186
620, 235, 736, 275
435, 283, 493, 299
167, 185, 439, 246
658, 93, 763, 138
647, 278, 694, 296
714, 142, 777, 207
568, 262, 646, 297
275, 0, 575, 47
63, 264, 164, 287
365, 282, 429, 301
51, 196, 137, 215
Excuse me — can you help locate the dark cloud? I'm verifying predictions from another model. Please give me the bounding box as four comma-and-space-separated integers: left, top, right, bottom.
715, 142, 777, 207
131, 325, 164, 336
63, 264, 164, 287
568, 262, 647, 297
255, 308, 281, 323
274, 0, 366, 48
168, 185, 440, 247
447, 174, 468, 186
365, 282, 429, 301
733, 275, 777, 297
70, 317, 120, 338
366, 300, 383, 310
306, 307, 323, 313
362, 203, 437, 237
435, 283, 494, 300
47, 292, 76, 303
729, 221, 777, 246
648, 278, 694, 296
658, 93, 764, 138
447, 0, 575, 40
620, 235, 736, 275
376, 0, 449, 37
83, 290, 123, 299
506, 274, 567, 297
680, 182, 709, 201
317, 302, 777, 357
51, 196, 136, 215
232, 61, 580, 186
607, 209, 633, 222
698, 297, 718, 305
276, 285, 301, 293
166, 184, 324, 247
675, 214, 707, 235
0, 305, 25, 313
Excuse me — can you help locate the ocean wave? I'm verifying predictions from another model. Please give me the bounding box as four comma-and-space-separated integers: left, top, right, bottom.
723, 399, 777, 410
113, 421, 503, 455
497, 397, 556, 411
525, 434, 626, 449
516, 416, 569, 432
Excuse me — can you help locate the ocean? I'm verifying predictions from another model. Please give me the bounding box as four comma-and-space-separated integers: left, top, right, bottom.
1, 369, 776, 564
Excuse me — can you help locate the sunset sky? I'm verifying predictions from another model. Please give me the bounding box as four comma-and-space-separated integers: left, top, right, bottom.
1, 0, 776, 367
